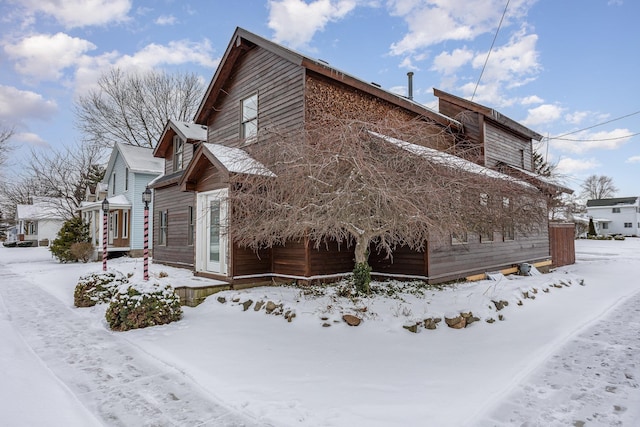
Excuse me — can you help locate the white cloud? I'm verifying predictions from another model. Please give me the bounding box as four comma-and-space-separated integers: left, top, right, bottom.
552, 128, 633, 154
555, 157, 600, 175
564, 111, 591, 125
268, 0, 356, 48
470, 29, 540, 87
522, 104, 564, 127
4, 33, 96, 81
13, 132, 49, 148
431, 48, 473, 75
16, 0, 131, 28
155, 15, 177, 25
0, 85, 57, 123
626, 156, 640, 164
521, 95, 543, 105
388, 0, 537, 55
113, 39, 218, 71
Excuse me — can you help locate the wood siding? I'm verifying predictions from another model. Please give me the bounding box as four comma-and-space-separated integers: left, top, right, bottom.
549, 223, 575, 267
427, 230, 550, 282
272, 241, 308, 276
484, 123, 533, 170
232, 245, 272, 277
206, 46, 305, 146
308, 240, 354, 276
164, 140, 197, 175
369, 244, 427, 277
152, 184, 196, 267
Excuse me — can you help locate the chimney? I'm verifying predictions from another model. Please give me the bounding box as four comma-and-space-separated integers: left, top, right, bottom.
407, 71, 414, 100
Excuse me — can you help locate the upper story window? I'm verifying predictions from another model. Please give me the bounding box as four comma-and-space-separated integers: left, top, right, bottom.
241, 93, 258, 141
111, 173, 116, 195
124, 167, 129, 191
173, 135, 184, 171
612, 207, 621, 213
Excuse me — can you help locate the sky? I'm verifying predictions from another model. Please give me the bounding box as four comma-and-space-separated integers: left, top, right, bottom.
2, 238, 640, 425
0, 0, 638, 197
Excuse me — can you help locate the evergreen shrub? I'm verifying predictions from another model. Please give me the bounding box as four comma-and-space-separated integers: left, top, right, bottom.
106, 281, 182, 331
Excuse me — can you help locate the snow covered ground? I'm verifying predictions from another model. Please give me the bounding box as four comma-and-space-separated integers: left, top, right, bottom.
1, 238, 639, 426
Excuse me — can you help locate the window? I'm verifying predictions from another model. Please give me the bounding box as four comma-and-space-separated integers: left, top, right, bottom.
451, 231, 468, 245
480, 193, 489, 206
111, 173, 116, 195
601, 223, 609, 230
241, 93, 258, 141
624, 222, 632, 228
481, 230, 494, 243
123, 211, 129, 239
173, 135, 184, 171
519, 149, 525, 168
187, 206, 195, 246
503, 225, 515, 241
112, 211, 119, 238
124, 167, 129, 191
612, 207, 621, 213
27, 221, 37, 235
159, 210, 168, 245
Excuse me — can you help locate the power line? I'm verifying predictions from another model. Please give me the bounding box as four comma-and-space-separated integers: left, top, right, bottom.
550, 110, 640, 139
471, 0, 510, 101
551, 131, 640, 142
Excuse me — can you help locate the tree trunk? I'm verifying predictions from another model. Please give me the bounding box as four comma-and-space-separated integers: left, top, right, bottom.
354, 235, 369, 265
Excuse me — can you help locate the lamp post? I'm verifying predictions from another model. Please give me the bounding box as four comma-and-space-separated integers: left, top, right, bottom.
142, 187, 152, 281
101, 198, 109, 271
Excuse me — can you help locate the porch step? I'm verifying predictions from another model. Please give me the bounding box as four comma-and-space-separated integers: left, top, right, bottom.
174, 283, 231, 307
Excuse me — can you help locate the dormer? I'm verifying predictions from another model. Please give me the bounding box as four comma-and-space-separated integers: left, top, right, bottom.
154, 120, 208, 176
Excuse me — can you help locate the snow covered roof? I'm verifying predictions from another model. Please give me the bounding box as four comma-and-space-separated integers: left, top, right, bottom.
77, 195, 131, 212
114, 143, 164, 174
586, 197, 639, 207
170, 120, 207, 142
202, 143, 275, 177
16, 199, 65, 220
499, 163, 574, 194
369, 131, 535, 189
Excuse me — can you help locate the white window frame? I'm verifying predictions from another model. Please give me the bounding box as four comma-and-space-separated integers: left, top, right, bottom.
111, 173, 116, 195
159, 210, 168, 245
122, 210, 129, 239
173, 135, 184, 171
240, 93, 258, 141
124, 167, 129, 191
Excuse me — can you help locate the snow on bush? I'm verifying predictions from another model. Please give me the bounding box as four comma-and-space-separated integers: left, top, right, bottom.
74, 269, 128, 308
105, 280, 182, 331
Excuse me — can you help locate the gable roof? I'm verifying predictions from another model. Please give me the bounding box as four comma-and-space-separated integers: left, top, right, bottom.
154, 119, 208, 158
179, 143, 274, 191
195, 27, 460, 130
105, 142, 164, 180
433, 88, 543, 141
17, 199, 65, 220
586, 197, 639, 207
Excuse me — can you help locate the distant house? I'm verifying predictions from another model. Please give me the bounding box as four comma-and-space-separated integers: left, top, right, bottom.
151, 27, 574, 289
586, 197, 640, 236
78, 142, 163, 257
16, 198, 65, 246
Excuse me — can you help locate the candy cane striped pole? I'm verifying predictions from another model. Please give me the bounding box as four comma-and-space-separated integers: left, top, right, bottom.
143, 202, 149, 281
102, 209, 108, 271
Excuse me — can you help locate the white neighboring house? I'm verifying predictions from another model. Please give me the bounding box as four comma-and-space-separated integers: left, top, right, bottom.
16, 198, 66, 245
586, 197, 640, 236
78, 142, 163, 257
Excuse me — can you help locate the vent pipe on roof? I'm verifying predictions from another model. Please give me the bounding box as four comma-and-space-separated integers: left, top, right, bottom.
407, 71, 414, 100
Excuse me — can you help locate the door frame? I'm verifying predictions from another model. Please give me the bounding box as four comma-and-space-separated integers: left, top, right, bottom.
195, 188, 229, 276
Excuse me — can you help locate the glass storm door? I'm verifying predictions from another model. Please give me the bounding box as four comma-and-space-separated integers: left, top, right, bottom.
198, 189, 228, 275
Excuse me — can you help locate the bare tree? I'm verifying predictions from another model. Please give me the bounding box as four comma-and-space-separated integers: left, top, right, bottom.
581, 174, 618, 200
229, 118, 547, 277
25, 141, 106, 219
0, 125, 14, 167
75, 68, 204, 148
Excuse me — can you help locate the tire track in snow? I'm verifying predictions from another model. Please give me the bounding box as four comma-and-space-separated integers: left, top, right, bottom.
0, 270, 266, 427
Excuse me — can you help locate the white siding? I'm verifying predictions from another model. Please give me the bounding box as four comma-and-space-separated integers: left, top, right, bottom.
130, 172, 158, 250
587, 205, 640, 236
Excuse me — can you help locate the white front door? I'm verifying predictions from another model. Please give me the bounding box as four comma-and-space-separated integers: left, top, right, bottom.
197, 189, 228, 275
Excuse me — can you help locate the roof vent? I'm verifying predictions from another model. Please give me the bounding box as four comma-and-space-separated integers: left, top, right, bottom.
371, 82, 381, 88
407, 71, 414, 100
318, 59, 329, 65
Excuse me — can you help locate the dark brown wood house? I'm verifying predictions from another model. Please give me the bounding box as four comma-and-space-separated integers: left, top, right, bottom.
151, 27, 573, 286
